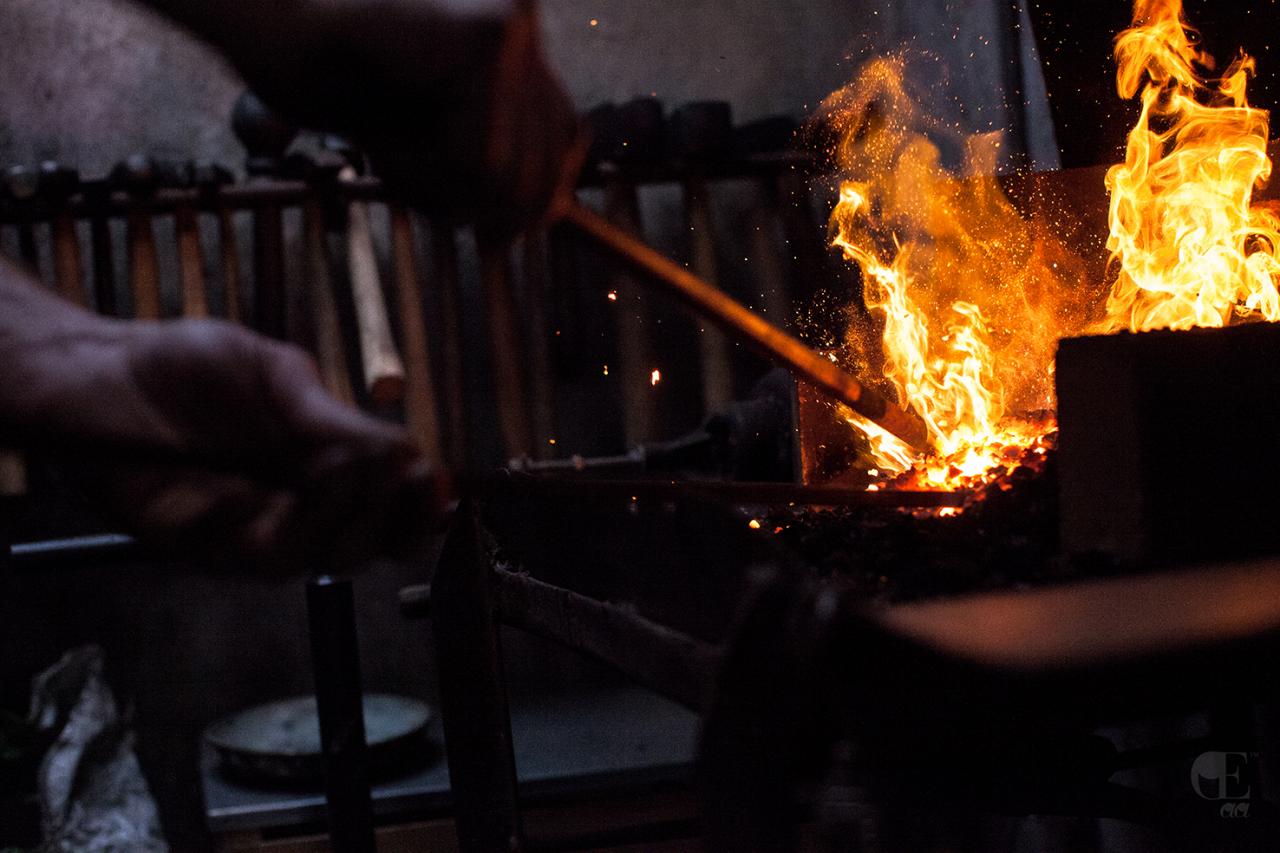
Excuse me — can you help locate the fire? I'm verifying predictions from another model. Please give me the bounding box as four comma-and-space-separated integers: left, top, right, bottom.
817, 0, 1280, 494
1099, 0, 1280, 332
820, 55, 1088, 491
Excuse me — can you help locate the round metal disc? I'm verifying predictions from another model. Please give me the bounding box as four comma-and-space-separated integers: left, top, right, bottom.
204, 694, 433, 784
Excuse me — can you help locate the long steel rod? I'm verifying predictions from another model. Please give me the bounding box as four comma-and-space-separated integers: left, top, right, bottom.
558, 202, 931, 451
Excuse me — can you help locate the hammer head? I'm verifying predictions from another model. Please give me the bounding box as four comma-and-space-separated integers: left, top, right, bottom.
5, 165, 40, 202
232, 90, 298, 176
38, 162, 81, 202
110, 154, 158, 196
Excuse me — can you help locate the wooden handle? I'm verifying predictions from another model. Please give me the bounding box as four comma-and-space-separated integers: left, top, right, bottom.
389, 205, 443, 464
50, 214, 86, 307
433, 227, 468, 470
174, 206, 208, 318
127, 211, 162, 319
341, 168, 405, 405
560, 201, 932, 451
303, 198, 355, 406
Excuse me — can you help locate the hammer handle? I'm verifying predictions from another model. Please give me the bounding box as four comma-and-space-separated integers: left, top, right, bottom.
342, 171, 405, 405
174, 207, 208, 318
478, 238, 533, 459
560, 202, 932, 452
303, 198, 355, 406
50, 214, 86, 307
389, 205, 443, 464
127, 211, 162, 319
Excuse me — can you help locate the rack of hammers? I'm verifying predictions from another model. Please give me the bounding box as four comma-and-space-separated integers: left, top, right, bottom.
0, 98, 839, 478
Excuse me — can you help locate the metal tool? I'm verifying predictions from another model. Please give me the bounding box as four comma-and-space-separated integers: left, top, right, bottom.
112, 155, 163, 319
232, 91, 295, 337
389, 203, 445, 465
556, 201, 932, 452
39, 162, 86, 307
192, 160, 242, 322
6, 165, 42, 277
337, 160, 406, 406
164, 161, 209, 318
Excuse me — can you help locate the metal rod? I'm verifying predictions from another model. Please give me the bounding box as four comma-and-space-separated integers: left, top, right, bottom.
430, 500, 524, 853
558, 202, 932, 451
306, 576, 377, 853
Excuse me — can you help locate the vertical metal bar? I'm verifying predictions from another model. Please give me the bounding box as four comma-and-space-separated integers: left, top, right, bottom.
431, 501, 523, 853
433, 227, 469, 471
478, 237, 532, 461
306, 576, 377, 853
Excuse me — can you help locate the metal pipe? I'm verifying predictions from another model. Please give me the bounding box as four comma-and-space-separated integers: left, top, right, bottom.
306, 575, 377, 853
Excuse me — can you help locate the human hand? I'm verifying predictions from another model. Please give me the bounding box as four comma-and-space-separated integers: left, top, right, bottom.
63, 319, 451, 570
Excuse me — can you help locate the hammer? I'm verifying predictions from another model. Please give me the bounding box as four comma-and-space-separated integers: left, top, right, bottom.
331, 146, 406, 406
160, 160, 210, 318
38, 162, 87, 307
6, 166, 42, 278
232, 91, 296, 337
285, 149, 355, 405
388, 203, 445, 466
671, 101, 737, 415
192, 160, 241, 322
83, 178, 118, 316
111, 154, 163, 320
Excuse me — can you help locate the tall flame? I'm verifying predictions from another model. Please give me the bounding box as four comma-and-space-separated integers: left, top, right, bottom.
822, 55, 1086, 489
1100, 0, 1280, 331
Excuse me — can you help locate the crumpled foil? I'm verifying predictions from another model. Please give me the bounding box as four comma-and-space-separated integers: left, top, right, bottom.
29, 646, 167, 853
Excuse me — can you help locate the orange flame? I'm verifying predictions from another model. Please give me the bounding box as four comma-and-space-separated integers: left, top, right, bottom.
822, 55, 1085, 490
1099, 0, 1280, 332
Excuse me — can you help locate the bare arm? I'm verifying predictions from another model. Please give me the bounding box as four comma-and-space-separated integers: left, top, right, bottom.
0, 259, 443, 567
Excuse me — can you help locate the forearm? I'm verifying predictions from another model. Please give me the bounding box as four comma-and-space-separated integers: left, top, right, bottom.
0, 260, 153, 450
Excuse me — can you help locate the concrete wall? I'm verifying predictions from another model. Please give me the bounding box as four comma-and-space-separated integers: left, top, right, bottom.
0, 0, 1053, 177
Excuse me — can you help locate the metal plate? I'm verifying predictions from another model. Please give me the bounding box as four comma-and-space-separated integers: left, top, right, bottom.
204, 694, 434, 785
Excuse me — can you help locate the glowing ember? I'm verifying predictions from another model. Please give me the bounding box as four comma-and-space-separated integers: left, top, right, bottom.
651, 369, 661, 386
1099, 0, 1280, 332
